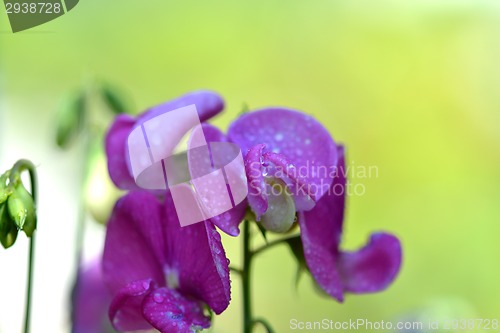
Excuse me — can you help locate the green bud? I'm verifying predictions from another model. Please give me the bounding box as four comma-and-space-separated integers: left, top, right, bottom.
0, 203, 18, 249
56, 92, 86, 149
100, 82, 130, 115
7, 183, 36, 237
0, 172, 11, 204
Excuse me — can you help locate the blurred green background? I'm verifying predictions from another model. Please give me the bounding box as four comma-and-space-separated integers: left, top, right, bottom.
1, 0, 499, 332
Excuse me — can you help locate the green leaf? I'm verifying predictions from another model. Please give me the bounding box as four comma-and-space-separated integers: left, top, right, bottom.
100, 82, 131, 115
56, 91, 86, 149
285, 235, 308, 290
256, 222, 268, 243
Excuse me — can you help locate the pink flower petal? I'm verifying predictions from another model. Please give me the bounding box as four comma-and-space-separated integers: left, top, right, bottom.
105, 91, 224, 190
243, 144, 268, 219
163, 193, 231, 314
109, 279, 154, 332
228, 108, 338, 203
298, 146, 346, 301
142, 287, 210, 333
103, 192, 166, 295
339, 233, 402, 293
105, 115, 137, 190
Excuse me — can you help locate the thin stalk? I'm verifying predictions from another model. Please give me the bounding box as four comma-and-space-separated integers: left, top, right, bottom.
242, 220, 252, 333
252, 235, 297, 257
10, 159, 37, 333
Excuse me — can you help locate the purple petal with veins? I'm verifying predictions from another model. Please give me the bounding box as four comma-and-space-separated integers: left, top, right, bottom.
103, 190, 231, 332
228, 108, 338, 204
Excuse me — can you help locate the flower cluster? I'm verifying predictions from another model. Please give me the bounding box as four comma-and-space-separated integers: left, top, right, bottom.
85, 90, 402, 333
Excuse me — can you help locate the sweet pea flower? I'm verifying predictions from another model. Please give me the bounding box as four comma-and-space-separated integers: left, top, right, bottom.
102, 190, 231, 333
228, 108, 402, 301
104, 91, 245, 236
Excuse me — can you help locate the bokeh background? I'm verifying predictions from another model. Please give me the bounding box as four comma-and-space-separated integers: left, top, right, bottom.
1, 0, 499, 332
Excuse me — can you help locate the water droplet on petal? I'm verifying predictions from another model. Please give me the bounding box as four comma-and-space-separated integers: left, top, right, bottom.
153, 293, 164, 303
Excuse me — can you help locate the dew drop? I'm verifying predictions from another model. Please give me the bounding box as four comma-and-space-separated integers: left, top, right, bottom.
153, 293, 164, 303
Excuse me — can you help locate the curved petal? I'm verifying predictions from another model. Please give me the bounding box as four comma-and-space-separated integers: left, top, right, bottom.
188, 123, 247, 236
299, 213, 344, 302
72, 259, 115, 333
142, 287, 210, 333
163, 192, 231, 314
105, 91, 225, 190
139, 90, 224, 124
109, 279, 154, 332
105, 114, 136, 189
244, 144, 268, 219
339, 233, 402, 294
228, 108, 338, 202
210, 200, 247, 236
103, 191, 166, 295
298, 146, 346, 301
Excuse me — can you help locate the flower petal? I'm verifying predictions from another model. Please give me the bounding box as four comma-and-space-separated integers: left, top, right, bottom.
298, 146, 346, 301
105, 114, 136, 190
103, 191, 166, 295
142, 287, 210, 333
109, 279, 154, 332
188, 123, 247, 236
210, 200, 247, 236
163, 192, 231, 314
339, 233, 402, 294
244, 144, 268, 219
228, 108, 338, 202
140, 90, 224, 124
105, 90, 224, 190
72, 259, 115, 333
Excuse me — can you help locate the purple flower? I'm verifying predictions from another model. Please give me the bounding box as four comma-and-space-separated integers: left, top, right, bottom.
72, 259, 116, 333
104, 91, 246, 236
228, 108, 402, 301
105, 90, 224, 191
102, 190, 231, 332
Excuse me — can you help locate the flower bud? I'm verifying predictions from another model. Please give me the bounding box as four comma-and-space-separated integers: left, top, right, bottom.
0, 172, 11, 204
0, 202, 18, 249
56, 92, 86, 149
7, 183, 36, 237
100, 82, 131, 115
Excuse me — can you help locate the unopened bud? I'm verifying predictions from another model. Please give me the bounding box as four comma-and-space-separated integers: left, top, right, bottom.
56, 92, 86, 149
7, 183, 36, 237
0, 172, 11, 204
0, 203, 18, 249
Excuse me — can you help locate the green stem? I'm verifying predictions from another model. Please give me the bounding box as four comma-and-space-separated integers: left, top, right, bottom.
10, 159, 37, 333
252, 235, 297, 257
242, 220, 252, 333
251, 318, 276, 333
